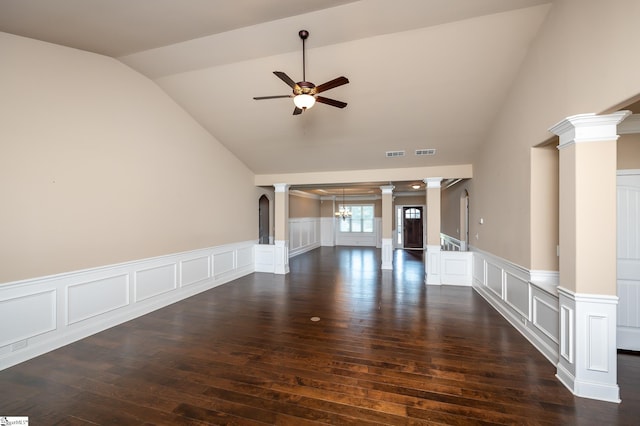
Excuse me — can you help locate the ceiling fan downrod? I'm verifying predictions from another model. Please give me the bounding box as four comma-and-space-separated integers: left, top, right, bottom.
299, 30, 309, 82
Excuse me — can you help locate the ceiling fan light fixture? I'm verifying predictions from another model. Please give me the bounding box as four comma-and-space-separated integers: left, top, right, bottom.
294, 94, 316, 110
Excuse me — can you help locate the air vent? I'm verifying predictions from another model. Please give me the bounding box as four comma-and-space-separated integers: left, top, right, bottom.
415, 149, 436, 156
385, 150, 405, 158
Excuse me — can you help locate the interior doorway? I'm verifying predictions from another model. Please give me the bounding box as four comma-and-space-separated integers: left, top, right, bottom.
460, 190, 469, 251
403, 206, 423, 249
617, 170, 640, 351
258, 194, 270, 244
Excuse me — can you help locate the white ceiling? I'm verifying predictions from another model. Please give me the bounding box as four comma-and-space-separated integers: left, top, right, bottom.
0, 0, 553, 195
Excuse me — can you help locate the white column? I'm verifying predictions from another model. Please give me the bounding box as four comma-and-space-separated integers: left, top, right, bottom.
549, 111, 630, 402
380, 185, 394, 270
424, 178, 442, 285
273, 183, 290, 275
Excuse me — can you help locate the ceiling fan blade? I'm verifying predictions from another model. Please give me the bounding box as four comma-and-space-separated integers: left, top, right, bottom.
253, 95, 293, 100
273, 71, 299, 90
314, 76, 349, 94
293, 107, 303, 115
316, 96, 347, 109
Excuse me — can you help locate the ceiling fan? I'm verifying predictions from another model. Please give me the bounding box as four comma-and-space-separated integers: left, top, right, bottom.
253, 30, 349, 115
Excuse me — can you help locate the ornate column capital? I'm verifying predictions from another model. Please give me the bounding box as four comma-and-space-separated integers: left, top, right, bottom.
273, 183, 290, 192
549, 111, 630, 149
380, 185, 395, 195
424, 177, 443, 188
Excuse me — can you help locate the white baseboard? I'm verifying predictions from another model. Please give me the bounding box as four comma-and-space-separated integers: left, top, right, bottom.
0, 240, 256, 371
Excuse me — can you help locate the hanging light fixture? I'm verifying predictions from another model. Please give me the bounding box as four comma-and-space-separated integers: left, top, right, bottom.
334, 188, 352, 221
293, 93, 316, 110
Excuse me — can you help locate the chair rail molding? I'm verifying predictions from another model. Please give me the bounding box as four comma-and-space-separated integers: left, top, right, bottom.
0, 241, 256, 371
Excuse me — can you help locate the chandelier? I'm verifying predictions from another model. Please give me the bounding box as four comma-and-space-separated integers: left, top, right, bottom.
334, 188, 352, 221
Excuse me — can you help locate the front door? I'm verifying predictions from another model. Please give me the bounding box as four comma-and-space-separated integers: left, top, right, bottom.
403, 206, 423, 249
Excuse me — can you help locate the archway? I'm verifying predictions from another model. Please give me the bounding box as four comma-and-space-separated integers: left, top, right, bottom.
258, 194, 270, 244
459, 190, 469, 251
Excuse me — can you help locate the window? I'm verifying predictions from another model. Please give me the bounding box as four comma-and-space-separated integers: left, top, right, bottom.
404, 208, 421, 219
339, 204, 374, 233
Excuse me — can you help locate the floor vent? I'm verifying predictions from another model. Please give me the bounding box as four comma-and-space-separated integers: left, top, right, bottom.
385, 150, 405, 158
415, 148, 436, 156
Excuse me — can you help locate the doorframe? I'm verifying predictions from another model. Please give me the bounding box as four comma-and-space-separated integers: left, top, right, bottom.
394, 204, 426, 249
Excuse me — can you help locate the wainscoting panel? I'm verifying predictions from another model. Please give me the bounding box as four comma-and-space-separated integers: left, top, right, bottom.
237, 246, 254, 270
213, 250, 235, 278
505, 271, 530, 319
67, 274, 129, 325
440, 251, 472, 286
473, 255, 485, 285
0, 290, 56, 348
486, 262, 503, 298
472, 248, 559, 365
180, 256, 210, 287
135, 263, 177, 302
320, 217, 335, 246
0, 241, 256, 371
289, 218, 321, 257
254, 245, 275, 273
532, 286, 559, 345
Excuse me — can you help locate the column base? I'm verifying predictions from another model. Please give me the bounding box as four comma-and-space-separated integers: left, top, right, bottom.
381, 238, 393, 270
425, 245, 441, 285
274, 240, 289, 275
557, 287, 620, 403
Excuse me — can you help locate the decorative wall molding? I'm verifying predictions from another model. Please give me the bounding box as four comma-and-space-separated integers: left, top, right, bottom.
425, 245, 442, 285
549, 111, 631, 148
0, 240, 256, 371
320, 217, 335, 246
472, 247, 559, 365
440, 251, 472, 286
556, 287, 620, 403
289, 217, 321, 258
273, 240, 289, 275
381, 238, 393, 270
618, 113, 640, 135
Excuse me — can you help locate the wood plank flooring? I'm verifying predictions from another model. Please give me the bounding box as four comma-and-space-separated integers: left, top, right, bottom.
1, 247, 639, 425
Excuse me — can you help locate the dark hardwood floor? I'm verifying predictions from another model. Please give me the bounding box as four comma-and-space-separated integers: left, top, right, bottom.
1, 247, 639, 425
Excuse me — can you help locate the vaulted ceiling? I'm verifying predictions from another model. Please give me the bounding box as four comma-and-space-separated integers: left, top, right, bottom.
0, 0, 553, 195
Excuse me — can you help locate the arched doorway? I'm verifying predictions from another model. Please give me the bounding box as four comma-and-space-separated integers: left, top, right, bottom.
459, 190, 469, 251
258, 194, 270, 244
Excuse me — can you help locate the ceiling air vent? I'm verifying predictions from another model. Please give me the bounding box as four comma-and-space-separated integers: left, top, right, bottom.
415, 149, 436, 156
385, 150, 405, 158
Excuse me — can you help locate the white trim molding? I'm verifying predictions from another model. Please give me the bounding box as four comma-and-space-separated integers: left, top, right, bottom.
556, 287, 620, 403
472, 247, 560, 365
549, 111, 630, 148
424, 177, 443, 188
425, 245, 442, 285
617, 113, 640, 135
273, 240, 290, 275
381, 238, 393, 270
0, 241, 256, 371
288, 217, 321, 258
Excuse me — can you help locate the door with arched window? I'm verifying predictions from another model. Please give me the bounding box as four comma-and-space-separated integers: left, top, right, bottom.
403, 206, 423, 249
258, 195, 270, 244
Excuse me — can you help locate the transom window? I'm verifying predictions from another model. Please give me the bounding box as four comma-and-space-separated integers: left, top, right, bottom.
339, 204, 374, 233
404, 208, 421, 219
